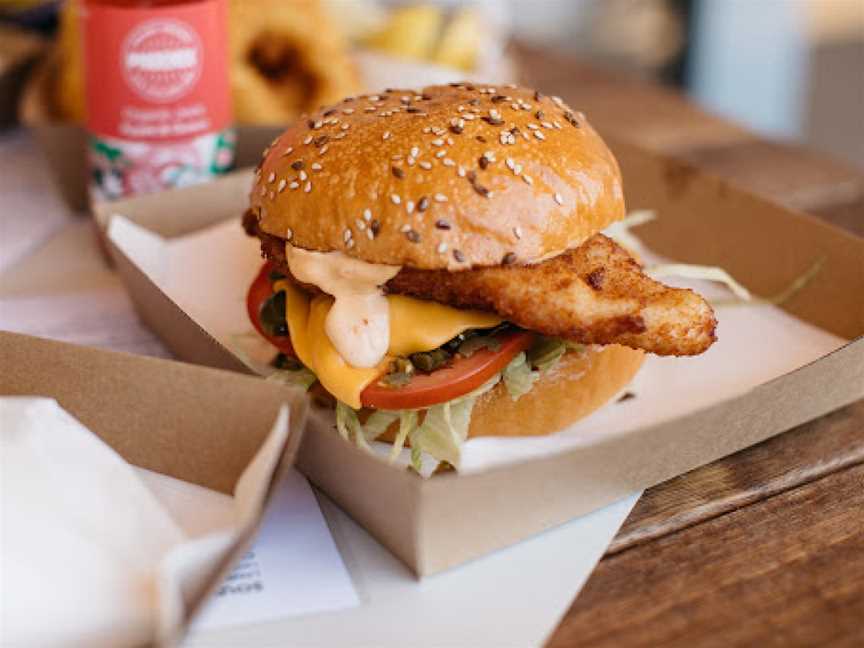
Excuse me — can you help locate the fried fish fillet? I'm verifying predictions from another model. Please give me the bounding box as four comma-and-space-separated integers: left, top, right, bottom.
387, 234, 716, 356
248, 211, 716, 356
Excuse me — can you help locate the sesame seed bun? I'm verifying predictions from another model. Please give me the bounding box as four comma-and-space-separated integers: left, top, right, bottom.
376, 344, 644, 443
250, 83, 625, 270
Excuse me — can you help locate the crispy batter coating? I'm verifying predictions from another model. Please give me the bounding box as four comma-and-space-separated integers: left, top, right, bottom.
249, 214, 716, 356
388, 234, 716, 356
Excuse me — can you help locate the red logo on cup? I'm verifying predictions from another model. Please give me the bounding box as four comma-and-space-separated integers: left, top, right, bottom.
122, 19, 202, 103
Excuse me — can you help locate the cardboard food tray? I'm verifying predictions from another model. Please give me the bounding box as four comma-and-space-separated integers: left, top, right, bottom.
0, 331, 307, 644
96, 138, 864, 577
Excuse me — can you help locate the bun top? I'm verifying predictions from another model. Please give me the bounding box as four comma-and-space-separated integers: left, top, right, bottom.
250, 83, 625, 270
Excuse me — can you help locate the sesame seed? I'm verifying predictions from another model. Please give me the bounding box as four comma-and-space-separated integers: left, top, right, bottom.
503, 252, 517, 265
289, 181, 299, 190
476, 135, 487, 143
527, 123, 539, 130
473, 184, 491, 198
554, 193, 565, 205
343, 228, 352, 242
406, 200, 415, 214
483, 150, 496, 161
479, 156, 489, 170
514, 163, 523, 175
370, 219, 381, 236
419, 161, 433, 170
334, 133, 347, 140
342, 108, 354, 114
434, 193, 448, 203
311, 162, 322, 171
449, 124, 463, 135
410, 146, 420, 158
506, 158, 515, 170
313, 120, 323, 129
523, 174, 534, 186
341, 123, 351, 131
391, 194, 401, 205
423, 127, 432, 134
366, 228, 374, 240
392, 166, 404, 179
435, 150, 446, 159
536, 110, 545, 120
435, 219, 451, 230
364, 106, 375, 113
417, 196, 429, 212
462, 113, 475, 121
363, 209, 372, 221
407, 157, 416, 166
457, 166, 466, 177
382, 131, 392, 141
552, 96, 565, 107
277, 179, 287, 192
443, 158, 455, 167
513, 226, 523, 239
299, 170, 308, 181
346, 238, 355, 249
303, 181, 312, 193
291, 160, 305, 170
286, 228, 293, 240
355, 219, 366, 230
431, 138, 444, 147
267, 172, 275, 183
405, 230, 421, 243
453, 249, 465, 263
282, 146, 294, 157
534, 130, 546, 141
437, 242, 448, 254
541, 122, 554, 129
319, 145, 329, 155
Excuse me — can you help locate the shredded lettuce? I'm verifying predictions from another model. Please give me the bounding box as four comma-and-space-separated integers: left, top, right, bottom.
648, 263, 752, 301
604, 209, 656, 254
335, 401, 370, 450
527, 337, 568, 372
503, 352, 539, 401
409, 397, 479, 469
266, 367, 318, 391
364, 410, 400, 443
389, 410, 418, 462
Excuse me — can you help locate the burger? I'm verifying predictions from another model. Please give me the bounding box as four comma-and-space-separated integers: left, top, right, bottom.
242, 83, 716, 471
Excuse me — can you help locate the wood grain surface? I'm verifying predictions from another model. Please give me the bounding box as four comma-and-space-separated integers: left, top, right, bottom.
550, 463, 864, 648
514, 44, 864, 647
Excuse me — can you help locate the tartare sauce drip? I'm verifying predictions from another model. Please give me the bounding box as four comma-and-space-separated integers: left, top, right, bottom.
284, 244, 401, 368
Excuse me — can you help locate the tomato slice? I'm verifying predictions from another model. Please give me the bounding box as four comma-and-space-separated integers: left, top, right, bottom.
247, 262, 296, 356
361, 331, 534, 410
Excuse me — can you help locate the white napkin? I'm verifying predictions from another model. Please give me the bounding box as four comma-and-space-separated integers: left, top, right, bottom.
0, 397, 185, 647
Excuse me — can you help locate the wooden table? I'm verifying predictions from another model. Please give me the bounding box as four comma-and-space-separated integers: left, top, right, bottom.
514, 44, 864, 647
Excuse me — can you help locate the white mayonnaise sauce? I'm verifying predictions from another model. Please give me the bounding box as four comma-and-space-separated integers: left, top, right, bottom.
285, 244, 401, 368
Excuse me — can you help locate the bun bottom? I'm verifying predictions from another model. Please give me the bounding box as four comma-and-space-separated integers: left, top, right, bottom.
377, 344, 644, 442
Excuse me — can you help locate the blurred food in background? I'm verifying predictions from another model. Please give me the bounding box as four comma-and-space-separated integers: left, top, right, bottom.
53, 0, 359, 125
40, 0, 512, 126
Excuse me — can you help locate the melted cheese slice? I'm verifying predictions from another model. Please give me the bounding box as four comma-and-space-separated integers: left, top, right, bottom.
276, 280, 501, 408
